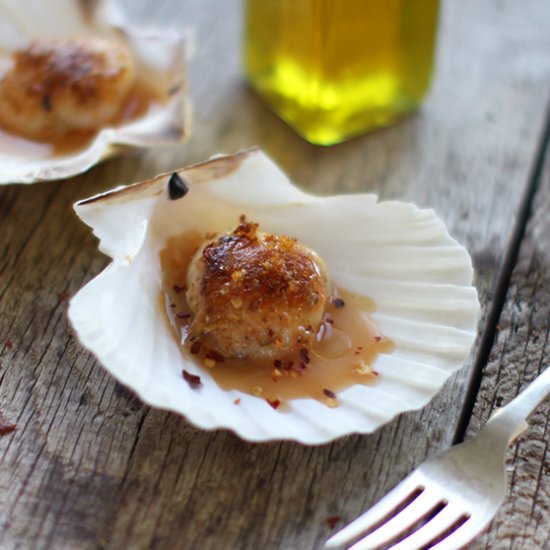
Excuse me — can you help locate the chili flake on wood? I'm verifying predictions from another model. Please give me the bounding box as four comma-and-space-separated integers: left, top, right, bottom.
326, 515, 341, 529
0, 423, 17, 437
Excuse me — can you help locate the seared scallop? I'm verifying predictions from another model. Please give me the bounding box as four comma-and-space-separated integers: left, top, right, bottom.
186, 222, 330, 359
0, 37, 135, 140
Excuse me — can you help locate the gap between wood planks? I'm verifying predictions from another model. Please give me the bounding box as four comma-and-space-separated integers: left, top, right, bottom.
453, 104, 550, 444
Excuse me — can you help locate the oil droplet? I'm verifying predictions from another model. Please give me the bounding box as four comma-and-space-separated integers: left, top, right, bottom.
313, 322, 351, 359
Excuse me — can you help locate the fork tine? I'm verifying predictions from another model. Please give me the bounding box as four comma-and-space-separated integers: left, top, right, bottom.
346, 487, 443, 550
386, 503, 467, 550
325, 474, 427, 549
428, 516, 487, 550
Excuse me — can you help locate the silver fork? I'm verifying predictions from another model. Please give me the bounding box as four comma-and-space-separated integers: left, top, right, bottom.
325, 366, 550, 550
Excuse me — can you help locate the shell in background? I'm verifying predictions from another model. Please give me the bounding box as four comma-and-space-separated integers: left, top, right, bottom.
0, 0, 188, 184
68, 148, 480, 445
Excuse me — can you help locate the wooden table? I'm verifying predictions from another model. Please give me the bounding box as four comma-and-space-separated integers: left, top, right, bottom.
1, 0, 550, 548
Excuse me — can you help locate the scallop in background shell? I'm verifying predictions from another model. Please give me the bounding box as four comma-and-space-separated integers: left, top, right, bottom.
0, 0, 188, 184
68, 148, 480, 445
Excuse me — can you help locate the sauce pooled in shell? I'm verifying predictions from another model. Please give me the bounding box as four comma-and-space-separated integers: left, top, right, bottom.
161, 221, 393, 409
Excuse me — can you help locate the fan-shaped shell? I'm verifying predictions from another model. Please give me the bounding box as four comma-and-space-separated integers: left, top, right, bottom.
68, 148, 479, 444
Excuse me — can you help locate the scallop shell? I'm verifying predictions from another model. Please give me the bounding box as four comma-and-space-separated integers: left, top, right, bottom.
68, 148, 480, 445
0, 0, 188, 184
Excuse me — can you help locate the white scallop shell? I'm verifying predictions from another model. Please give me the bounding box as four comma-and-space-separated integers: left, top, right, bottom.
0, 0, 188, 184
68, 148, 480, 444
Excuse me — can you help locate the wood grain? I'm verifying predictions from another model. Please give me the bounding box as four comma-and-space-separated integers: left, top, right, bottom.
467, 140, 550, 549
1, 0, 550, 548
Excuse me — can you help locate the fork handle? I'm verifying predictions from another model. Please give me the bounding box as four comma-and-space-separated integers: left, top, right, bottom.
481, 366, 550, 445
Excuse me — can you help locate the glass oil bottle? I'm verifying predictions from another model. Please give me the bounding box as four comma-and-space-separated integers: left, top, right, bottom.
244, 0, 440, 145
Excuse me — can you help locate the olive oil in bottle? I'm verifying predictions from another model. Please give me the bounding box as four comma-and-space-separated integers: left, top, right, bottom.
244, 0, 440, 145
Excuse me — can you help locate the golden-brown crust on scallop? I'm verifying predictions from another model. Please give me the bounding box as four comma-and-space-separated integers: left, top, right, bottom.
201, 222, 324, 312
186, 222, 329, 359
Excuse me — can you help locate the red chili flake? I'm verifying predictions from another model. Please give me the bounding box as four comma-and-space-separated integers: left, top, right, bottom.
182, 370, 202, 388
326, 318, 334, 325
266, 398, 280, 410
4, 340, 14, 349
273, 359, 282, 368
282, 360, 294, 371
170, 303, 177, 308
234, 398, 241, 405
326, 515, 341, 529
333, 298, 345, 308
268, 328, 274, 338
374, 335, 382, 342
212, 349, 225, 363
176, 312, 192, 319
207, 350, 225, 363
371, 370, 379, 377
0, 423, 17, 437
299, 348, 310, 364
323, 389, 337, 399
190, 341, 202, 355
173, 285, 185, 294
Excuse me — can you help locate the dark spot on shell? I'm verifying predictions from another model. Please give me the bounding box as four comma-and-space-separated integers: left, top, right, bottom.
168, 172, 189, 200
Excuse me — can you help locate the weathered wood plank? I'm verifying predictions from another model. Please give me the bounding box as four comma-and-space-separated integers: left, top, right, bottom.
467, 140, 550, 549
1, 1, 550, 549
